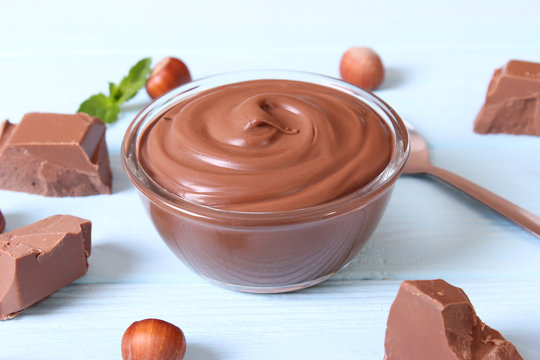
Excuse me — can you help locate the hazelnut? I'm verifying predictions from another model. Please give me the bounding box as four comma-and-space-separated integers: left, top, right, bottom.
339, 46, 385, 90
121, 318, 186, 360
146, 57, 191, 99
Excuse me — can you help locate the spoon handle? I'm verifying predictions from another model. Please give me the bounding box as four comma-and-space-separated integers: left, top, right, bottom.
426, 165, 540, 238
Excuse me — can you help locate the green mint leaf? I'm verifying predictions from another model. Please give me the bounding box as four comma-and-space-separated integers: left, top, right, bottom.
78, 93, 121, 124
78, 57, 152, 124
108, 81, 120, 100
114, 57, 152, 103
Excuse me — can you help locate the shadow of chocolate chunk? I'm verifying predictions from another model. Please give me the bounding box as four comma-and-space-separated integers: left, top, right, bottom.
0, 215, 91, 320
0, 112, 112, 196
384, 279, 523, 360
474, 60, 540, 136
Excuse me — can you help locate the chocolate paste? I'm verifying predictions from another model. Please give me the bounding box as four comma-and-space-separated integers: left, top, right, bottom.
0, 112, 112, 196
474, 60, 540, 136
384, 279, 523, 360
139, 79, 394, 211
0, 215, 91, 320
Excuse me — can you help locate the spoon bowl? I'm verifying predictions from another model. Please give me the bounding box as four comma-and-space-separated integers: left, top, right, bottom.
403, 122, 431, 174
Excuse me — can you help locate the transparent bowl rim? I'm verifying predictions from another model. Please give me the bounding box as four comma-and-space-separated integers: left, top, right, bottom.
121, 70, 410, 226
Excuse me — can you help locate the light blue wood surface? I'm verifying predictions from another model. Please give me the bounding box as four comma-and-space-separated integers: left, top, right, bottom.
1, 0, 539, 358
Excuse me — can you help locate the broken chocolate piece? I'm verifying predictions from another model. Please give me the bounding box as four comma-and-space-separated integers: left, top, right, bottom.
0, 215, 91, 320
0, 210, 4, 233
0, 112, 112, 196
474, 60, 540, 136
384, 279, 523, 360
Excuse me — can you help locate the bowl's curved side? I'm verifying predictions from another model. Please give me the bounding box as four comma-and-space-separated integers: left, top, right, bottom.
140, 186, 394, 293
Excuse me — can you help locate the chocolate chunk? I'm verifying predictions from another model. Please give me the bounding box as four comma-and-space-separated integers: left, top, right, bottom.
0, 215, 91, 320
0, 112, 112, 196
0, 210, 4, 233
474, 60, 540, 136
384, 279, 523, 360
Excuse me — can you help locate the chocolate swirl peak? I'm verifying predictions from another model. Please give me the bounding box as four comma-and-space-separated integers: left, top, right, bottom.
139, 79, 394, 212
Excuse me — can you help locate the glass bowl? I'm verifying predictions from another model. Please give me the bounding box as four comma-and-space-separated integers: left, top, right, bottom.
121, 70, 409, 293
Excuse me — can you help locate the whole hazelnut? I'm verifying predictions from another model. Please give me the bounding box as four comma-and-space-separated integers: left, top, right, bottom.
121, 318, 186, 360
146, 57, 191, 99
339, 46, 385, 90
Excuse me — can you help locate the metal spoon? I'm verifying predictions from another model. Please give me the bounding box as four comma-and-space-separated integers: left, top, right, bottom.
403, 122, 540, 238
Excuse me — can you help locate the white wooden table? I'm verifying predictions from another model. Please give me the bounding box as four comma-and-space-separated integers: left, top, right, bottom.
1, 1, 539, 358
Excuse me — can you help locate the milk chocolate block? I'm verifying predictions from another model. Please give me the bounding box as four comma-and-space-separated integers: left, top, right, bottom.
0, 112, 112, 196
0, 215, 91, 320
0, 210, 4, 233
474, 60, 540, 136
384, 280, 523, 360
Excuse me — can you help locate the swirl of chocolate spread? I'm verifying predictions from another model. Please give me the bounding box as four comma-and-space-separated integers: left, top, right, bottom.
139, 79, 394, 212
